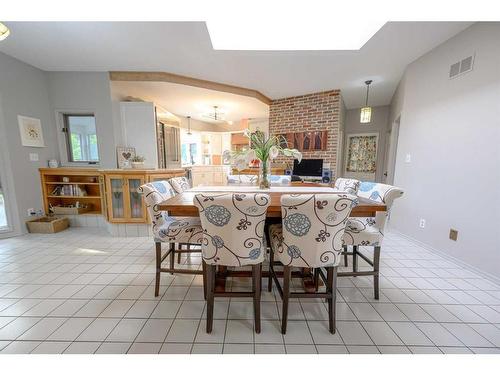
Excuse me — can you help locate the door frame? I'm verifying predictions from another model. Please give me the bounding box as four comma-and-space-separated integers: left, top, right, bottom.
343, 132, 379, 182
0, 94, 21, 237
383, 115, 401, 185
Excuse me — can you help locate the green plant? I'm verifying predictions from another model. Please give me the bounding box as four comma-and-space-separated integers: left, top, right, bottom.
223, 129, 302, 188
130, 155, 145, 162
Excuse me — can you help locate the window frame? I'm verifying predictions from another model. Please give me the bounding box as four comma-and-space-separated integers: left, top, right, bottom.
55, 110, 101, 167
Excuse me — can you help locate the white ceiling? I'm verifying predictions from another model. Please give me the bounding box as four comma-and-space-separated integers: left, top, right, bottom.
0, 21, 472, 108
110, 81, 269, 123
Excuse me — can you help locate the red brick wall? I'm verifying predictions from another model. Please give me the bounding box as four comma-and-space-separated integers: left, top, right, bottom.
269, 90, 340, 173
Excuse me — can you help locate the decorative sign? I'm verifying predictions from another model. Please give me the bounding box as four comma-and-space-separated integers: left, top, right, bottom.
278, 131, 327, 152
116, 146, 136, 169
18, 115, 45, 147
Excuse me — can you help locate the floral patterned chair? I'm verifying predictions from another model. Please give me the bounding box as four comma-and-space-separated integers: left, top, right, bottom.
333, 178, 361, 266
270, 175, 292, 184
169, 176, 197, 264
333, 177, 361, 195
226, 174, 258, 185
341, 181, 404, 299
194, 192, 270, 334
268, 193, 357, 334
139, 180, 203, 297
169, 176, 191, 194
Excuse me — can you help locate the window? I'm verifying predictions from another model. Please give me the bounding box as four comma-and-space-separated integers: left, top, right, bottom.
181, 143, 198, 165
63, 114, 99, 163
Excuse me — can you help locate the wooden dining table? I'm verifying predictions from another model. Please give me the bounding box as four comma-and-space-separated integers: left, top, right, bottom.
157, 183, 387, 292
158, 184, 387, 217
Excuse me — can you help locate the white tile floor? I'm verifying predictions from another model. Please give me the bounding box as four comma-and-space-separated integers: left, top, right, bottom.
0, 227, 500, 354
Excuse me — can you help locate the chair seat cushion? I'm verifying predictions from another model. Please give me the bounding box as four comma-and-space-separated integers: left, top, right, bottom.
342, 218, 383, 246
154, 216, 203, 244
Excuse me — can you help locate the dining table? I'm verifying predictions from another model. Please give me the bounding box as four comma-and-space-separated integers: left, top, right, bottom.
157, 183, 387, 292
158, 183, 387, 218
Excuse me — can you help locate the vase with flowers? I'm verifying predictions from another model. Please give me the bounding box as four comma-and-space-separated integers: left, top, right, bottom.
223, 129, 302, 189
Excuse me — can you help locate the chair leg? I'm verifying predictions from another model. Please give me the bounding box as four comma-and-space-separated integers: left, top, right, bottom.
326, 266, 338, 334
177, 244, 182, 264
253, 264, 262, 334
343, 250, 348, 267
206, 264, 215, 333
314, 268, 320, 291
352, 245, 358, 275
281, 265, 291, 334
202, 260, 207, 300
154, 242, 161, 297
268, 247, 274, 292
169, 243, 175, 274
373, 246, 381, 300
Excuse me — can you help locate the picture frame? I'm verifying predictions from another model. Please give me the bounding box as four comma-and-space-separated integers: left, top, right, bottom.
18, 115, 45, 147
116, 146, 136, 169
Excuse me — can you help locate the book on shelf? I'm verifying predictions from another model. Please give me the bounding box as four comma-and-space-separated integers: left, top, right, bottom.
50, 184, 88, 197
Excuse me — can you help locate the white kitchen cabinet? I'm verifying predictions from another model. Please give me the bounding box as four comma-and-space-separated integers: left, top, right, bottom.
191, 165, 230, 187
210, 134, 222, 155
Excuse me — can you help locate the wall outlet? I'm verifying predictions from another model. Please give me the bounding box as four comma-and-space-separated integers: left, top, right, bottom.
449, 229, 458, 241
419, 219, 426, 228
405, 153, 412, 163
29, 153, 39, 161
27, 208, 37, 216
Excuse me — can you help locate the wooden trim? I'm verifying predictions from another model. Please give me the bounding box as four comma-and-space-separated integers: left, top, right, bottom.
109, 71, 272, 105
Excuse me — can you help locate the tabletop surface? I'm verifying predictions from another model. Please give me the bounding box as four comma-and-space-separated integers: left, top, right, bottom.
158, 185, 386, 218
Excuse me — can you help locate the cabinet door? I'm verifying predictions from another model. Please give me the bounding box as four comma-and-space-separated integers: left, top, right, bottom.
126, 176, 146, 222
108, 177, 125, 221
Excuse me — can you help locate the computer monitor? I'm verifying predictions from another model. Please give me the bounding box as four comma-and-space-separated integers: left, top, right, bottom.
293, 159, 323, 177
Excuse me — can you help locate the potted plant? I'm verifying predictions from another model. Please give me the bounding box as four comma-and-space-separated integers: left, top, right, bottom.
130, 155, 145, 169
223, 129, 302, 189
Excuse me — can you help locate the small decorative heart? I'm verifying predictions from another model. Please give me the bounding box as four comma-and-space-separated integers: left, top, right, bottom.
122, 152, 131, 159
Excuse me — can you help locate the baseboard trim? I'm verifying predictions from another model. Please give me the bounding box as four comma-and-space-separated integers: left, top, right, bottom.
389, 228, 500, 286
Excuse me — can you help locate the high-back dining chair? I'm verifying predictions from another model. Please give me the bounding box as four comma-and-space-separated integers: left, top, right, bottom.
139, 181, 203, 296
333, 177, 360, 195
270, 175, 292, 184
194, 193, 270, 333
168, 176, 199, 264
169, 176, 191, 194
268, 193, 357, 334
342, 182, 404, 299
226, 174, 258, 185
333, 178, 360, 266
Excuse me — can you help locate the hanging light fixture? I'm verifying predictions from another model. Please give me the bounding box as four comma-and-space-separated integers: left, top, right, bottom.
187, 116, 192, 135
0, 22, 10, 41
202, 105, 226, 122
360, 80, 373, 124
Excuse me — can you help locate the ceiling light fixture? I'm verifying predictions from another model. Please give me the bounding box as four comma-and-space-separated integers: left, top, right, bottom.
202, 106, 226, 122
187, 116, 192, 135
0, 22, 10, 41
360, 80, 373, 124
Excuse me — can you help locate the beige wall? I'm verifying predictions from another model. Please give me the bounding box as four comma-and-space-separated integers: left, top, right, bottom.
389, 23, 500, 278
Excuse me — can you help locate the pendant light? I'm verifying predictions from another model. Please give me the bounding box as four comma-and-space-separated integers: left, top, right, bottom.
187, 116, 192, 135
0, 22, 10, 41
360, 80, 373, 123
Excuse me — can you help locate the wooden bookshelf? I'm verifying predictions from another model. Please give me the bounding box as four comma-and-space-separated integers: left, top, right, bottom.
39, 168, 105, 216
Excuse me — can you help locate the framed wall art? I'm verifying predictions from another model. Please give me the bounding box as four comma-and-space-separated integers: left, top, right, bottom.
18, 115, 45, 147
116, 146, 136, 169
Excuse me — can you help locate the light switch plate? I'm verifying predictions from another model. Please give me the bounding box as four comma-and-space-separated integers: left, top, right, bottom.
405, 153, 411, 163
29, 153, 39, 161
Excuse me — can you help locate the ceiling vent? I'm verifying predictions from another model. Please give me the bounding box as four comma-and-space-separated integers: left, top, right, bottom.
449, 54, 475, 79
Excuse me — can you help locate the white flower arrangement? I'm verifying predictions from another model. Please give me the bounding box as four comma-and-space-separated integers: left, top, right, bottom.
223, 130, 302, 188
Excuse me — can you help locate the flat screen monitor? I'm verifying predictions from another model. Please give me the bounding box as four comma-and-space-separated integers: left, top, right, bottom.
293, 159, 323, 177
